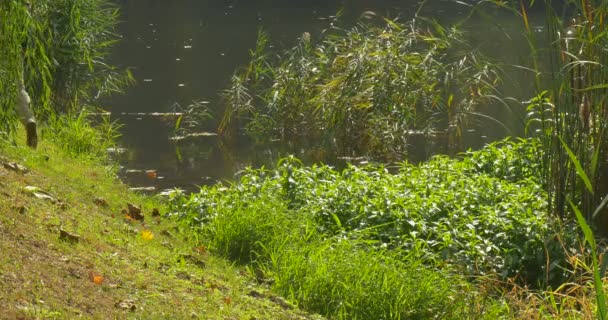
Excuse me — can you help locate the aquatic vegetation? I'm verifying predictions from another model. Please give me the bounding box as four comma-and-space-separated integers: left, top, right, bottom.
517, 0, 608, 224
220, 18, 500, 160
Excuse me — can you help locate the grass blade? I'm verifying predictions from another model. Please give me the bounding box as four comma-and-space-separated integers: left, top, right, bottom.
560, 137, 594, 194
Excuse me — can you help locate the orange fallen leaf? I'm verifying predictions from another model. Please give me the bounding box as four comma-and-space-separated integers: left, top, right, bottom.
145, 170, 157, 179
141, 230, 154, 241
90, 272, 104, 285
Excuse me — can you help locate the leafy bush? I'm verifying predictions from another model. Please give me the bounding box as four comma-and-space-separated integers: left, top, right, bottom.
461, 138, 543, 183
168, 166, 506, 319
169, 139, 575, 289
220, 18, 499, 160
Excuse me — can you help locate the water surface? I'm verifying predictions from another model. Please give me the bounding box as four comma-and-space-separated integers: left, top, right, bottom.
107, 0, 536, 191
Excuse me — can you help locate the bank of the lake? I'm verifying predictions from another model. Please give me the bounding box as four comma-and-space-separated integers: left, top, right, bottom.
1, 123, 602, 319
0, 128, 322, 319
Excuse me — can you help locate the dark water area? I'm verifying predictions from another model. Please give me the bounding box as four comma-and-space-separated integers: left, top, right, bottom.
106, 0, 541, 192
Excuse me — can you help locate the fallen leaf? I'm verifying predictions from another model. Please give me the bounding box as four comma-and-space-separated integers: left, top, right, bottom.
3, 162, 29, 174
180, 254, 206, 268
93, 197, 109, 207
59, 229, 80, 243
224, 296, 232, 305
124, 212, 135, 223
92, 274, 104, 285
115, 299, 136, 311
126, 203, 144, 221
23, 186, 61, 204
141, 230, 154, 241
145, 170, 157, 179
195, 245, 207, 255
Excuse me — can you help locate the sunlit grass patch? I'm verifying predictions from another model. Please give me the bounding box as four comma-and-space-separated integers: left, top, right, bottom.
168, 138, 577, 318
0, 126, 322, 319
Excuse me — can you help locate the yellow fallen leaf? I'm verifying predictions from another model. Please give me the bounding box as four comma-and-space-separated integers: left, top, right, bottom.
141, 230, 154, 241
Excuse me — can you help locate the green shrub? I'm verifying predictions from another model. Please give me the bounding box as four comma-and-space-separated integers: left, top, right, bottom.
169, 139, 575, 293
168, 163, 508, 319
276, 143, 570, 284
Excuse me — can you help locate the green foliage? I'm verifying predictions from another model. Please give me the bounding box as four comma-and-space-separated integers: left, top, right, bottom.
518, 0, 608, 221
265, 234, 498, 320
271, 140, 569, 284
168, 139, 575, 319
462, 138, 543, 183
0, 0, 128, 135
220, 19, 499, 160
45, 109, 121, 159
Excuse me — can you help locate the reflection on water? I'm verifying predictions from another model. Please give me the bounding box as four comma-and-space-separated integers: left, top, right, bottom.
106, 0, 537, 192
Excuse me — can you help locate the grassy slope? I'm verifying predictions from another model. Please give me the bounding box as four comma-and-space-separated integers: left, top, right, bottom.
0, 132, 323, 320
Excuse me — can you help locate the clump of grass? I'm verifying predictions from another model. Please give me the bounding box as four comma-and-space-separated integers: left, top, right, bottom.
44, 108, 121, 159
266, 234, 492, 320
220, 18, 500, 160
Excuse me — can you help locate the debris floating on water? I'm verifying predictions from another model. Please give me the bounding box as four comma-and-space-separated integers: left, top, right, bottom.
106, 147, 127, 154
169, 132, 218, 142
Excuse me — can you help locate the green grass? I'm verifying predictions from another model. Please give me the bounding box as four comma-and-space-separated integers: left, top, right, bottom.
168, 138, 601, 319
0, 125, 322, 319
172, 139, 574, 285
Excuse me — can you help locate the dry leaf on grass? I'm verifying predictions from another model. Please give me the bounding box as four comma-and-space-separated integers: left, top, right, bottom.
125, 203, 144, 221
23, 186, 61, 204
59, 229, 80, 243
115, 299, 136, 311
89, 271, 104, 285
3, 162, 29, 174
93, 197, 109, 207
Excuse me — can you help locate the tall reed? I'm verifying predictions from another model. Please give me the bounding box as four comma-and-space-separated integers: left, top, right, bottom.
220, 18, 500, 160
520, 0, 608, 223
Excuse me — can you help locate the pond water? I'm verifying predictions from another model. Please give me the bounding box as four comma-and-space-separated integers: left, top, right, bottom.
106, 0, 540, 192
